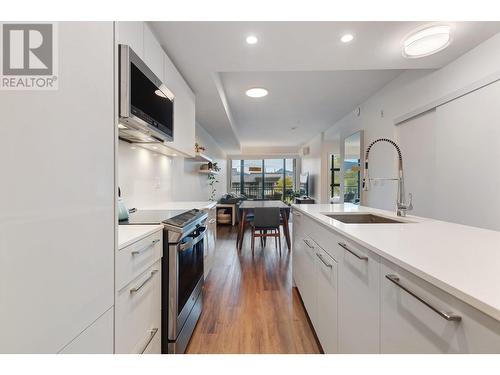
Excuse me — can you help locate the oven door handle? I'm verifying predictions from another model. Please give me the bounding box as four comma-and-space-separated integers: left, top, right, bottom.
179, 227, 206, 252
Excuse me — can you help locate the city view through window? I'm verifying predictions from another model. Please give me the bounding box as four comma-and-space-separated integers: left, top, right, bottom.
230, 159, 296, 202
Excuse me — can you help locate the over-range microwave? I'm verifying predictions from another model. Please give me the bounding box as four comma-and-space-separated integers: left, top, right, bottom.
119, 44, 174, 143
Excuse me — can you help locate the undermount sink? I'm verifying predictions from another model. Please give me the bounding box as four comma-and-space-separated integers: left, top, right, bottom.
324, 213, 409, 224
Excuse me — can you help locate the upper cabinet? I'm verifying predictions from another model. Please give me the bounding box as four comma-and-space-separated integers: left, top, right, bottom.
143, 24, 165, 82
164, 52, 196, 157
116, 22, 144, 58
115, 21, 196, 157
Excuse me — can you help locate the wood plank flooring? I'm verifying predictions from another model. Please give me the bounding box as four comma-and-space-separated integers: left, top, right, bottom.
186, 225, 321, 354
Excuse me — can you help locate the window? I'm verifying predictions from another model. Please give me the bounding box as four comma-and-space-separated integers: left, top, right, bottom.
330, 154, 341, 198
230, 160, 242, 195
230, 158, 296, 202
344, 157, 361, 204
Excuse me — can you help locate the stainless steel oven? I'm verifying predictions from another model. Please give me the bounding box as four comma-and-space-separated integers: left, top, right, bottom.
123, 208, 207, 354
163, 210, 207, 354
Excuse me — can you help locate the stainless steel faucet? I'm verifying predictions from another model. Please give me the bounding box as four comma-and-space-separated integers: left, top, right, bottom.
362, 138, 413, 217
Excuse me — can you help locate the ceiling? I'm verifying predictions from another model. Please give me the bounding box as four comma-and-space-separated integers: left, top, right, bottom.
150, 21, 500, 154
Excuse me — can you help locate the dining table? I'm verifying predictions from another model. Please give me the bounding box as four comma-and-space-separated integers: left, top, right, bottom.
237, 200, 291, 252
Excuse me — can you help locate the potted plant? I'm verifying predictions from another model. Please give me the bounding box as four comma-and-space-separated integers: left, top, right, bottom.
207, 162, 221, 201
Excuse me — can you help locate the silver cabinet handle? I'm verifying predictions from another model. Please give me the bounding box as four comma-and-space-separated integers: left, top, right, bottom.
209, 218, 216, 224
130, 270, 158, 294
316, 252, 333, 268
303, 239, 315, 249
338, 242, 368, 260
140, 328, 159, 354
131, 239, 160, 256
385, 274, 461, 322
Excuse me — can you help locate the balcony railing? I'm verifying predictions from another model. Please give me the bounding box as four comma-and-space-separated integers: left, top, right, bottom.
230, 183, 293, 200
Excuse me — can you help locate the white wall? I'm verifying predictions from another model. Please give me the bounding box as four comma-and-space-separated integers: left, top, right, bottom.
301, 133, 323, 202
171, 123, 227, 201
323, 32, 500, 230
118, 123, 227, 208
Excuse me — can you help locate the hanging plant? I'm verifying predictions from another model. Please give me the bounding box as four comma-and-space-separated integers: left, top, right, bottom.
207, 162, 221, 201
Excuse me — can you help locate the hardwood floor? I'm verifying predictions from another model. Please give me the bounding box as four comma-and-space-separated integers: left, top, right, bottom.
186, 224, 321, 354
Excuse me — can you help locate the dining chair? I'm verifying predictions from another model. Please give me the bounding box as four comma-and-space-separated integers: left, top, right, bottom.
251, 207, 282, 255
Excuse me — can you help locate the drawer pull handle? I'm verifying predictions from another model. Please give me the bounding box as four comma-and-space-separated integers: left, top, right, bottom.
303, 239, 315, 249
338, 242, 368, 260
131, 239, 160, 256
140, 328, 159, 354
385, 274, 462, 322
316, 253, 333, 268
130, 270, 158, 294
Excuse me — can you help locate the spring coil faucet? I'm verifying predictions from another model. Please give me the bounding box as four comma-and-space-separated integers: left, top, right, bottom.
362, 138, 413, 217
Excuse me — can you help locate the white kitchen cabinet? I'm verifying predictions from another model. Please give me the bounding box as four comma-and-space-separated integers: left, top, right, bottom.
314, 246, 339, 354
292, 211, 306, 290
116, 21, 144, 58
116, 229, 163, 291
204, 206, 217, 279
164, 53, 196, 157
380, 259, 500, 353
300, 236, 319, 325
293, 211, 339, 353
115, 261, 162, 354
338, 240, 380, 353
143, 23, 165, 81
59, 308, 114, 354
0, 22, 115, 354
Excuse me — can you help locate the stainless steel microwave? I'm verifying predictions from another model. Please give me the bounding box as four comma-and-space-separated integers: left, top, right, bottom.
119, 44, 174, 143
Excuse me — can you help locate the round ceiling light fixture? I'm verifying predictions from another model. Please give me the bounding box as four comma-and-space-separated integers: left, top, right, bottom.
245, 87, 268, 98
246, 35, 258, 45
402, 25, 451, 58
340, 33, 354, 43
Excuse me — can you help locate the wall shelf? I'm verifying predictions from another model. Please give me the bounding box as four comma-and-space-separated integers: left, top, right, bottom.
199, 169, 219, 175
189, 152, 212, 163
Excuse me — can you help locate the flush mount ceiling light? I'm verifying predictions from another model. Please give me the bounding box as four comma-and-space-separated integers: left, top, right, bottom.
402, 25, 451, 58
340, 33, 354, 43
246, 35, 258, 45
245, 87, 268, 98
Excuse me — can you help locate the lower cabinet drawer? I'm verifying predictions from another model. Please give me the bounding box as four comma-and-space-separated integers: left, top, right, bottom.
142, 326, 161, 354
115, 261, 161, 354
381, 258, 500, 353
116, 230, 162, 291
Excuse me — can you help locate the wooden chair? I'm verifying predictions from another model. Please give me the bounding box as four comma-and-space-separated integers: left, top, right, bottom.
251, 207, 282, 255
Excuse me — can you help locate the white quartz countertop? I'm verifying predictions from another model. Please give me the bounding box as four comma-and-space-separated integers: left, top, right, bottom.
118, 224, 164, 249
291, 203, 500, 322
136, 201, 216, 210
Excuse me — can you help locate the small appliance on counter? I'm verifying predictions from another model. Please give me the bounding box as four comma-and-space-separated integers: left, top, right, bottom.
118, 187, 136, 222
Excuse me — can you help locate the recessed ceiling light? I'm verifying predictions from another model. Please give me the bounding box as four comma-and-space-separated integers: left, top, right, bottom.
245, 88, 268, 98
172, 154, 177, 157
118, 124, 127, 129
152, 146, 158, 150
340, 34, 354, 43
246, 35, 258, 45
402, 25, 451, 58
